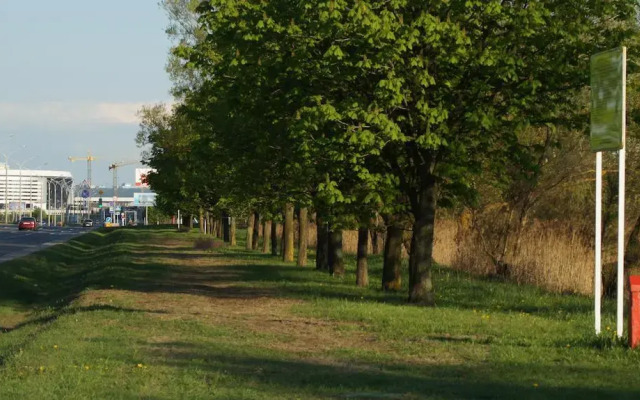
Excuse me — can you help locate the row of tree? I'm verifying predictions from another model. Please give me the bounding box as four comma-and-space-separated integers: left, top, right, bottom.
138, 0, 638, 304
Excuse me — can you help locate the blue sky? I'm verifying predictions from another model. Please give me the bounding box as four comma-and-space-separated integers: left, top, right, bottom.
0, 1, 172, 186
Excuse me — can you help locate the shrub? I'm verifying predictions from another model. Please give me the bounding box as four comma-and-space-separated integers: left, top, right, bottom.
194, 236, 224, 251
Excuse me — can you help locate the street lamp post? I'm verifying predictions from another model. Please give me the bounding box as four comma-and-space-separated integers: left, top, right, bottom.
0, 138, 19, 222
18, 168, 22, 219
2, 151, 18, 223
51, 179, 63, 226
39, 178, 44, 223
4, 160, 7, 223
29, 163, 48, 220
46, 179, 50, 226
14, 157, 34, 221
29, 173, 33, 217
65, 181, 72, 225
52, 179, 66, 226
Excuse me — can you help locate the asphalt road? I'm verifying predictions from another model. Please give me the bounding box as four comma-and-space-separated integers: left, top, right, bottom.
0, 225, 90, 263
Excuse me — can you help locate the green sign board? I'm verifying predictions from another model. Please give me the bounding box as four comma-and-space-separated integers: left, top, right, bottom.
590, 47, 626, 152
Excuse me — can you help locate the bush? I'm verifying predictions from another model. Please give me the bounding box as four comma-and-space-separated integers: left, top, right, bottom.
194, 236, 225, 251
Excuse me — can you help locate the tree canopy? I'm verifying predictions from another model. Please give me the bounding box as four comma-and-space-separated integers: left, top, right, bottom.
141, 0, 639, 304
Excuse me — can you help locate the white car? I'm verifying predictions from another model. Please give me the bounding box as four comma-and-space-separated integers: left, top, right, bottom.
82, 219, 94, 227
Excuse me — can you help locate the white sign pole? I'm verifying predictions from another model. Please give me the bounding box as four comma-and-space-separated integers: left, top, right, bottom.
591, 47, 627, 337
617, 47, 627, 338
618, 147, 625, 338
595, 151, 603, 334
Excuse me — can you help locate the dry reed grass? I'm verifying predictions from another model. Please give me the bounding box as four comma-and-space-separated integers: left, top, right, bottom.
264, 214, 594, 294
274, 222, 374, 254
275, 215, 594, 294
433, 219, 593, 295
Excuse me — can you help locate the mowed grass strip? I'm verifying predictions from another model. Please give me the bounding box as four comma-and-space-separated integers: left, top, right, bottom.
0, 227, 638, 399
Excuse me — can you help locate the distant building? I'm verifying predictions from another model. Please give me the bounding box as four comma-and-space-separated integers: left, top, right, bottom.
0, 164, 73, 215
72, 186, 156, 209
70, 186, 156, 225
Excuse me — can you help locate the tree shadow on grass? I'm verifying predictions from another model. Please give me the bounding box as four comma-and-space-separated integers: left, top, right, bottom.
131, 250, 593, 319
0, 227, 594, 334
0, 304, 167, 367
0, 304, 166, 333
120, 339, 640, 400
170, 247, 596, 317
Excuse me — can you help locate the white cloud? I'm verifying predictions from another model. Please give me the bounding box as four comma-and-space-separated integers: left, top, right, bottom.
0, 101, 173, 127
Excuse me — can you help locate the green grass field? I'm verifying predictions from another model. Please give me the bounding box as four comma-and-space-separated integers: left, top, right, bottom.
0, 227, 638, 399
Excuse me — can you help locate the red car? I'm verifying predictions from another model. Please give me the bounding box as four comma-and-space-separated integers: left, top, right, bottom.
18, 217, 38, 231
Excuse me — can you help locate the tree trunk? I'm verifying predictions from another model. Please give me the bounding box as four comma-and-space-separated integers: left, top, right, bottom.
199, 208, 204, 234
297, 208, 308, 266
408, 178, 437, 305
263, 220, 272, 254
280, 222, 285, 255
371, 229, 380, 255
246, 213, 255, 250
189, 215, 193, 229
252, 212, 260, 250
357, 227, 369, 287
212, 218, 218, 238
328, 227, 345, 277
382, 216, 403, 291
372, 229, 385, 255
602, 173, 618, 241
230, 217, 236, 246
271, 221, 278, 255
625, 213, 640, 267
283, 203, 295, 262
222, 213, 230, 242
315, 217, 329, 270
371, 214, 383, 255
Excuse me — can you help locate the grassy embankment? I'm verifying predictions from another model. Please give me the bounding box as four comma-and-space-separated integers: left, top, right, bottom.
0, 227, 637, 399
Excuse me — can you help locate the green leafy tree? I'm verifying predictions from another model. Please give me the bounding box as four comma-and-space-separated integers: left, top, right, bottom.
166, 0, 637, 305
160, 0, 205, 97
280, 0, 638, 304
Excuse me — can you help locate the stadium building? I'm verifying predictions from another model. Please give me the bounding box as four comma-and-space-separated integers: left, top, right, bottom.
0, 163, 73, 222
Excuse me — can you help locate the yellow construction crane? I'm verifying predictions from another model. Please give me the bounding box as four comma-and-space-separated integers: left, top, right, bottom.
108, 160, 139, 205
68, 152, 97, 218
68, 152, 97, 188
